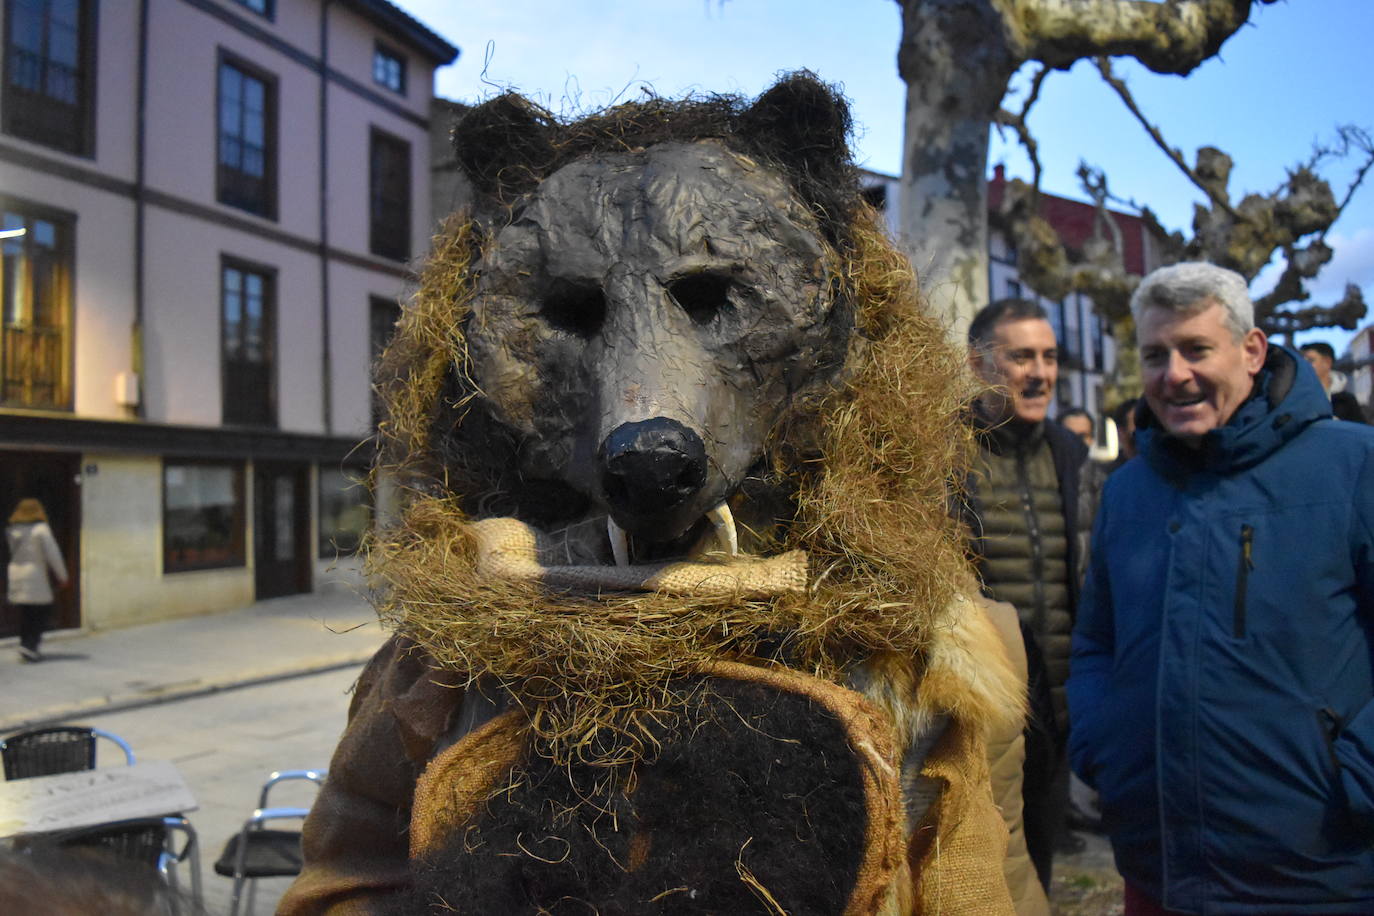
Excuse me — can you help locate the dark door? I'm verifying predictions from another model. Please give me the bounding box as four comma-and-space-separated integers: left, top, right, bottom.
253, 462, 309, 600
0, 450, 80, 635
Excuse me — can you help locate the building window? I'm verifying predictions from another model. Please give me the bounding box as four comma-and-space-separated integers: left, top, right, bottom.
217, 54, 277, 219
1005, 279, 1021, 300
372, 43, 406, 95
163, 461, 246, 572
369, 129, 411, 261
1057, 298, 1079, 367
2, 0, 95, 155
230, 0, 272, 18
1, 202, 72, 409
369, 296, 399, 427
221, 258, 275, 427
1091, 307, 1106, 372
318, 465, 369, 557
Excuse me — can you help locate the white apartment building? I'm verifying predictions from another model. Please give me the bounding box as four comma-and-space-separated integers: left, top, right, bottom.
0, 0, 456, 634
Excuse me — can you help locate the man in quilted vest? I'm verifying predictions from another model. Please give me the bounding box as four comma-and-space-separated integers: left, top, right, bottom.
963, 298, 1090, 894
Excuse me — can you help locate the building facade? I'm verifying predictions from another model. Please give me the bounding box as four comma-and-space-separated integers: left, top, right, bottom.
1345, 324, 1374, 406
0, 0, 456, 635
862, 165, 1162, 422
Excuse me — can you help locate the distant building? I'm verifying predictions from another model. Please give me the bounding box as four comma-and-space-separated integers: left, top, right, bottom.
861, 165, 1163, 421
430, 96, 473, 228
1346, 325, 1374, 405
0, 0, 457, 636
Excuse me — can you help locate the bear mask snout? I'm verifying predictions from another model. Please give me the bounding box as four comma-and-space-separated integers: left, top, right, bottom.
599, 418, 708, 526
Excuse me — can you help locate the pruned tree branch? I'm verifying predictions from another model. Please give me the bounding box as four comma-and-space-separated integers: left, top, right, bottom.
1078, 162, 1127, 260
1095, 57, 1240, 218
1307, 126, 1374, 230
1014, 0, 1276, 74
1262, 284, 1367, 336
994, 65, 1050, 194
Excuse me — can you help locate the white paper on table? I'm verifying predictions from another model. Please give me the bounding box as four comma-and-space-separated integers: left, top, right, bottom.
0, 759, 198, 836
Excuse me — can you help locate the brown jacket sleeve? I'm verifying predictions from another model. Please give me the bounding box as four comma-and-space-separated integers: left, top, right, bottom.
982, 599, 1052, 916
278, 637, 464, 915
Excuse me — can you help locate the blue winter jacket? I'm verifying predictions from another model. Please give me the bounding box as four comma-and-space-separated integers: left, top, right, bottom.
1068, 347, 1374, 914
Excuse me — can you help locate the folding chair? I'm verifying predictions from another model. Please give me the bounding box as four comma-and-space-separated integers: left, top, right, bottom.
0, 725, 135, 779
214, 769, 325, 916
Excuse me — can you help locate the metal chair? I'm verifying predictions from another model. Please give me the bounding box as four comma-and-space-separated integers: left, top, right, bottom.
53, 814, 203, 914
214, 769, 325, 916
1, 726, 202, 910
0, 725, 136, 779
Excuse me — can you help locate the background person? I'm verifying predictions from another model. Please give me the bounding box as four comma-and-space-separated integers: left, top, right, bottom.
1057, 407, 1095, 448
1069, 262, 1374, 915
1330, 390, 1368, 423
1106, 397, 1140, 471
6, 498, 69, 662
1299, 340, 1347, 396
962, 298, 1091, 890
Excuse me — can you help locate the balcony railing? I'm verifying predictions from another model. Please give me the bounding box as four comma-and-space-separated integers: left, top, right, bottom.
2, 322, 69, 409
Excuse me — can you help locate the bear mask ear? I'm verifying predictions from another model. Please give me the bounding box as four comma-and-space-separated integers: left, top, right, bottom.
452, 93, 557, 205
737, 72, 852, 193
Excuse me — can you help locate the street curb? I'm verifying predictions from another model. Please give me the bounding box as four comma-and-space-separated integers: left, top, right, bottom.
0, 650, 378, 734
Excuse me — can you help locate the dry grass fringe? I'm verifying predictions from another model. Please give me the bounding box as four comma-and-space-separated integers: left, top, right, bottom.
367, 197, 978, 772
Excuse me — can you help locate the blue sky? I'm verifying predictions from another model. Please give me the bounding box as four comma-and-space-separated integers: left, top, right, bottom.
394, 0, 1374, 352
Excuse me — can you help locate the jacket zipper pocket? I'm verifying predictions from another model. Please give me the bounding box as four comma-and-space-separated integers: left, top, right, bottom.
1318, 708, 1344, 775
1233, 524, 1253, 638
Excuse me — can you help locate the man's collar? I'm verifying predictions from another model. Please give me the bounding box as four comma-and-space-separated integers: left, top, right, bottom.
973, 403, 1045, 454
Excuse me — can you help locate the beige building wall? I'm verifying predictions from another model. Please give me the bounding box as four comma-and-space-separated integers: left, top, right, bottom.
324, 100, 429, 264
141, 208, 327, 433
0, 167, 138, 421
328, 261, 405, 437
80, 452, 253, 629
145, 0, 323, 242
1, 0, 456, 633
326, 12, 433, 121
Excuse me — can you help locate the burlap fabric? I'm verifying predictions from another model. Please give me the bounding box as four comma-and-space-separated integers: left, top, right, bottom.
470, 517, 808, 597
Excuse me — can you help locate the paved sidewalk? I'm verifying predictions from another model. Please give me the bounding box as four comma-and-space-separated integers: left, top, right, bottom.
0, 585, 389, 733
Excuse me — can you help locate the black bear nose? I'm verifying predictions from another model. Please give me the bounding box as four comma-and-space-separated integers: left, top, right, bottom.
599, 418, 708, 517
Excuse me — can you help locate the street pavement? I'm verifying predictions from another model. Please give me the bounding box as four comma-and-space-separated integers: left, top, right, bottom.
0, 586, 390, 914
0, 584, 387, 734
90, 665, 362, 915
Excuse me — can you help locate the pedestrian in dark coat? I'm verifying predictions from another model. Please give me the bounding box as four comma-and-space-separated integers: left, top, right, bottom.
1070, 262, 1374, 914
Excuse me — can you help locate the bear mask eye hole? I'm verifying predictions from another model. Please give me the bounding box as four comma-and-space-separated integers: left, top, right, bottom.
541, 281, 606, 337
668, 272, 733, 325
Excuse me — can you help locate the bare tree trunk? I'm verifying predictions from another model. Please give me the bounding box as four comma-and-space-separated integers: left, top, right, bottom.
896, 1, 1017, 338
894, 0, 1265, 339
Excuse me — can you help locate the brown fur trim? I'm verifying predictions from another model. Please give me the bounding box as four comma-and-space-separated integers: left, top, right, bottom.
914, 594, 1026, 741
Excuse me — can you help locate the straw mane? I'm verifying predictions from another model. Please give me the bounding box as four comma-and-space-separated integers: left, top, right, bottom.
366, 83, 979, 769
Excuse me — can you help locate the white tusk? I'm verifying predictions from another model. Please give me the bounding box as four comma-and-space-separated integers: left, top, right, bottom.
607, 516, 630, 567
706, 502, 738, 557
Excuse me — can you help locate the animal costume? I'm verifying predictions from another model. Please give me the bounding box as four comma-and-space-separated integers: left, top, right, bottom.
282, 74, 1021, 915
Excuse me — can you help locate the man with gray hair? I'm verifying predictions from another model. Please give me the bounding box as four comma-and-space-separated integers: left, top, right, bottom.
1068, 262, 1374, 914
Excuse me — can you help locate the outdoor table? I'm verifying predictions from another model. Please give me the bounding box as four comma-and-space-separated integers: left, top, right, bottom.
0, 759, 198, 838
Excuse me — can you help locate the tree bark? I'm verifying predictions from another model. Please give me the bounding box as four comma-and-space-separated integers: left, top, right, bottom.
895, 0, 1265, 336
